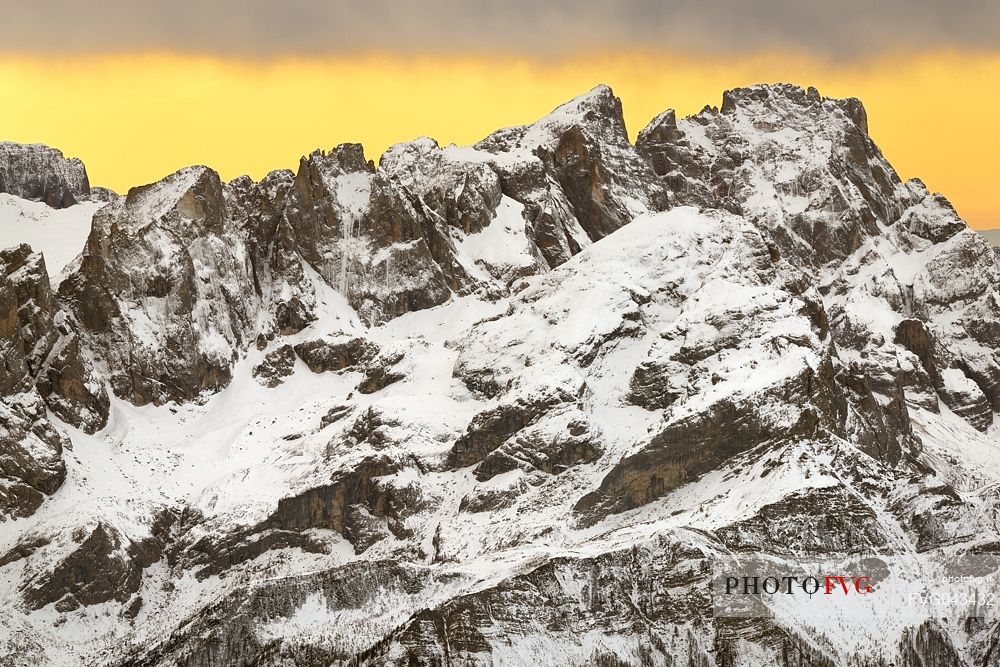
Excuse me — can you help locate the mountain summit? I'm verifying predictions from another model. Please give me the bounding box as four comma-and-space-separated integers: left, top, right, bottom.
0, 142, 91, 208
1, 83, 998, 666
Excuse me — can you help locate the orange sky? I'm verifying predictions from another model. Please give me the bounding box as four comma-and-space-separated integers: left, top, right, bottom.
2, 51, 997, 228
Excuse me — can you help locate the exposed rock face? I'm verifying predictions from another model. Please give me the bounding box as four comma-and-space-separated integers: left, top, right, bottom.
262, 455, 419, 550
448, 385, 576, 470
58, 166, 257, 406
716, 486, 889, 555
0, 387, 67, 519
576, 358, 838, 520
225, 168, 310, 340
117, 561, 467, 667
356, 366, 405, 394
3, 84, 1000, 667
0, 243, 107, 518
252, 344, 296, 388
87, 186, 119, 203
362, 536, 715, 665
1, 244, 108, 431
20, 522, 152, 611
0, 142, 90, 208
474, 84, 667, 267
293, 336, 378, 374
636, 83, 1000, 436
636, 84, 900, 267
475, 409, 602, 481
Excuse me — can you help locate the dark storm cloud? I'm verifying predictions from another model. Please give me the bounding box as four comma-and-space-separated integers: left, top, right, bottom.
2, 0, 998, 57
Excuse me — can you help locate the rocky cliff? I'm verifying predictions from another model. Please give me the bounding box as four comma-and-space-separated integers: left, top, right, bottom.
1, 84, 999, 666
0, 142, 91, 208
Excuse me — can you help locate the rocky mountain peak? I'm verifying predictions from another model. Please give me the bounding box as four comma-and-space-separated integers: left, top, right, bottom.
118, 165, 223, 234
300, 142, 375, 183
476, 83, 631, 154
721, 82, 821, 112
544, 82, 629, 141
0, 141, 91, 208
637, 81, 904, 267
720, 82, 870, 135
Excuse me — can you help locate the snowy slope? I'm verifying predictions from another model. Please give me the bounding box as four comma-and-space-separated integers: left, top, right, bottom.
0, 194, 101, 276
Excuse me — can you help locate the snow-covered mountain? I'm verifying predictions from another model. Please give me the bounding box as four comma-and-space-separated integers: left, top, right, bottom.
0, 142, 94, 209
2, 83, 1000, 666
